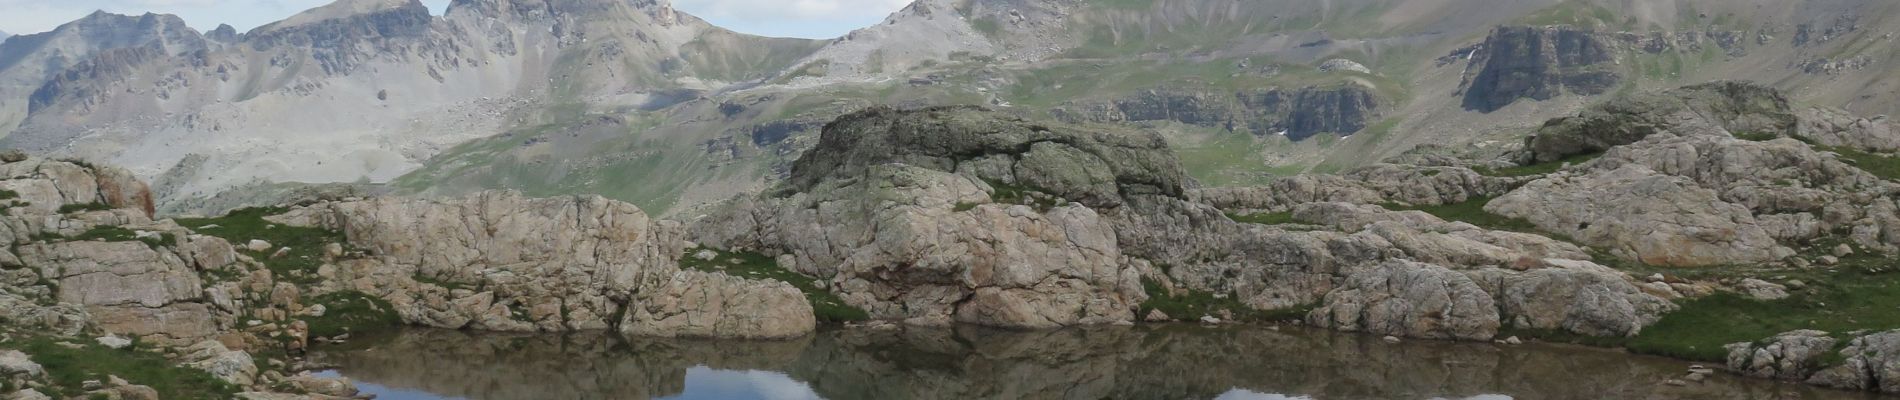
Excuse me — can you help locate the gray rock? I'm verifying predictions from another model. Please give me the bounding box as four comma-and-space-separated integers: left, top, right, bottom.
1737, 279, 1790, 301
1805, 330, 1900, 393
1521, 81, 1796, 163
1725, 330, 1836, 381
182, 341, 257, 386
785, 106, 1188, 209
1487, 164, 1792, 267
94, 335, 132, 349
1308, 260, 1501, 341
619, 270, 815, 339
1460, 26, 1620, 113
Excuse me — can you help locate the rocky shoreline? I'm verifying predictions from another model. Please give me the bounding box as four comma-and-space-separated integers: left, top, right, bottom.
2, 81, 1900, 398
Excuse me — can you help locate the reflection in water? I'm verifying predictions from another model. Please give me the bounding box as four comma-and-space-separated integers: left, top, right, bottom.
310, 325, 1880, 400
661, 367, 821, 400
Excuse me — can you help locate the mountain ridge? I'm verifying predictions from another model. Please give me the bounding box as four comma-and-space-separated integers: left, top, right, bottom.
1, 0, 1899, 217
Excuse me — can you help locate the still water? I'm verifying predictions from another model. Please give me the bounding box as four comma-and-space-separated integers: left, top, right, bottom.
309, 325, 1883, 400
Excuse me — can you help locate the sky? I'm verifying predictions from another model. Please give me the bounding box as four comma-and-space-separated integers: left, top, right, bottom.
0, 0, 911, 39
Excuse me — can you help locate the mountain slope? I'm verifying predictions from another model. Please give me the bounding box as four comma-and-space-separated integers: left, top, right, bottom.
0, 12, 210, 137
0, 0, 822, 214
5, 0, 1900, 217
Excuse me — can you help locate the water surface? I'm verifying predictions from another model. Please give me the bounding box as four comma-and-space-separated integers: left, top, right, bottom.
310, 325, 1881, 400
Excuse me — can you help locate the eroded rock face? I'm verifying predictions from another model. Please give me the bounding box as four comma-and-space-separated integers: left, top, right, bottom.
1460, 25, 1619, 112
1308, 260, 1501, 341
1726, 330, 1838, 381
786, 106, 1188, 209
700, 107, 1676, 339
0, 158, 154, 217
696, 164, 1141, 328
0, 155, 236, 345
1192, 164, 1526, 212
1805, 330, 1900, 393
620, 270, 814, 339
1730, 329, 1900, 394
1465, 259, 1675, 337
1522, 81, 1797, 163
1799, 108, 1900, 152
1486, 163, 1792, 267
271, 190, 815, 338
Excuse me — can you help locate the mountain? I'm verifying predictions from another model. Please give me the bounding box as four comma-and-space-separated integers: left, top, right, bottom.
0, 12, 210, 141
0, 0, 820, 214
2, 0, 1900, 216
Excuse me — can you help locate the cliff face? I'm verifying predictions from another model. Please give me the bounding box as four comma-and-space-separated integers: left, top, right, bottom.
1055, 84, 1381, 141
1459, 25, 1620, 112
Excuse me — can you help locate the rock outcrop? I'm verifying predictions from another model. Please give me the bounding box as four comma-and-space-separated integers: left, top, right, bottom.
1520, 81, 1798, 163
1460, 25, 1619, 112
1191, 164, 1526, 212
1489, 83, 1900, 262
1308, 260, 1501, 341
269, 190, 816, 338
698, 106, 1674, 338
1486, 164, 1792, 266
1729, 329, 1900, 394
0, 156, 234, 345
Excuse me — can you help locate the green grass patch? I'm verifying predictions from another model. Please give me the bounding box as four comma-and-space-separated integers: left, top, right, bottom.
0, 189, 17, 200
1138, 277, 1282, 322
175, 207, 350, 285
301, 291, 402, 339
679, 247, 869, 322
55, 202, 113, 214
1379, 196, 1542, 233
982, 179, 1065, 211
1226, 211, 1299, 225
1, 334, 239, 399
1474, 152, 1602, 177
1826, 146, 1900, 181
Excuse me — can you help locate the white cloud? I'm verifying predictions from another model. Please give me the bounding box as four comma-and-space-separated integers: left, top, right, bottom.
0, 0, 892, 40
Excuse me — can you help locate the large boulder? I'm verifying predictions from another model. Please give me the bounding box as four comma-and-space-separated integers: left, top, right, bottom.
272, 191, 688, 331
1307, 260, 1501, 341
619, 270, 814, 339
695, 164, 1141, 327
0, 157, 154, 217
1486, 164, 1792, 266
785, 105, 1188, 209
1798, 108, 1900, 152
17, 241, 220, 344
1522, 81, 1798, 163
1466, 259, 1675, 337
1805, 330, 1900, 394
1725, 330, 1838, 381
181, 340, 257, 386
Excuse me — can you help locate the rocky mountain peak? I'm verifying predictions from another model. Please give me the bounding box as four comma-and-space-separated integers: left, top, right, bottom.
250, 0, 430, 35
0, 10, 207, 82
206, 24, 240, 43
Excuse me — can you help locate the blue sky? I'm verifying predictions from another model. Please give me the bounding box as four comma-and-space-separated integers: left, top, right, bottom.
0, 0, 909, 39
